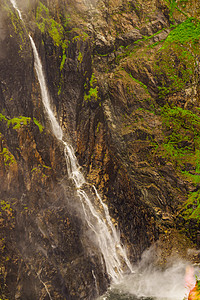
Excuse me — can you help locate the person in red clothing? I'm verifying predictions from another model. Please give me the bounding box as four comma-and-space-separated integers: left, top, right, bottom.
188, 281, 200, 299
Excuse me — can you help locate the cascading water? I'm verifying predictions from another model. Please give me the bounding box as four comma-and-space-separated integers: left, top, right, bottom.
10, 0, 133, 284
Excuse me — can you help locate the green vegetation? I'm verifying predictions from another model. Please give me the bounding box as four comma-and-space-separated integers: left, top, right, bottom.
0, 200, 13, 213
164, 0, 188, 19
8, 6, 27, 52
31, 164, 51, 173
164, 18, 200, 45
77, 51, 83, 64
155, 43, 195, 98
155, 106, 200, 183
60, 54, 67, 71
0, 113, 43, 132
36, 2, 66, 46
7, 116, 31, 129
180, 190, 200, 237
140, 28, 167, 43
183, 191, 200, 221
153, 12, 200, 98
0, 148, 16, 166
84, 73, 100, 102
0, 113, 31, 129
72, 30, 89, 42
31, 163, 52, 179
96, 122, 101, 134
33, 118, 44, 133
127, 72, 149, 93
36, 2, 89, 95
36, 2, 69, 74
0, 113, 44, 167
0, 114, 7, 122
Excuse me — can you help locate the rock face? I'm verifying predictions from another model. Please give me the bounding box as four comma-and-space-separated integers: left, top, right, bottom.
0, 0, 200, 298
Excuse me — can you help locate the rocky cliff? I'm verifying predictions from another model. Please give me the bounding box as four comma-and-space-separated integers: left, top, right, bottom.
0, 0, 200, 299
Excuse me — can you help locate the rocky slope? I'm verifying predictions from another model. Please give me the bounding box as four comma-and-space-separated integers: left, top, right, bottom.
0, 0, 200, 298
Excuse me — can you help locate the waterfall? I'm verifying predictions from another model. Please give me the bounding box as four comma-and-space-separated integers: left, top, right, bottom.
10, 0, 133, 284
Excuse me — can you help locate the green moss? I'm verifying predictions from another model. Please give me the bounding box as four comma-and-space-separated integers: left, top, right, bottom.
7, 116, 31, 129
36, 2, 65, 47
161, 106, 200, 132
72, 30, 89, 42
36, 1, 69, 75
96, 122, 101, 134
155, 42, 195, 98
127, 72, 149, 93
36, 2, 49, 33
42, 164, 51, 169
0, 114, 7, 122
31, 164, 51, 180
141, 29, 167, 42
164, 0, 188, 20
60, 54, 67, 71
8, 7, 27, 51
0, 200, 13, 212
84, 73, 100, 102
84, 87, 99, 102
0, 114, 31, 129
0, 148, 16, 166
181, 190, 200, 222
164, 18, 200, 45
35, 2, 88, 94
0, 113, 43, 132
155, 106, 200, 183
33, 118, 44, 133
49, 19, 64, 47
77, 51, 83, 64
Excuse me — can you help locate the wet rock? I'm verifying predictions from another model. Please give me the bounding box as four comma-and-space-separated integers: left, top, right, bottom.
116, 29, 142, 46
1, 0, 200, 298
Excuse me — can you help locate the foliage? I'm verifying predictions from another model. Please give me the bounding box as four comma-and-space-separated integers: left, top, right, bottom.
180, 191, 200, 243
36, 2, 89, 94
0, 113, 31, 129
33, 118, 44, 133
0, 114, 43, 166
7, 116, 31, 129
0, 113, 43, 132
155, 106, 200, 183
60, 54, 67, 71
72, 30, 89, 42
0, 114, 7, 122
127, 72, 149, 93
36, 2, 69, 73
164, 0, 188, 20
154, 16, 200, 98
0, 148, 16, 166
36, 2, 69, 50
182, 191, 200, 221
31, 163, 52, 180
0, 200, 13, 213
7, 6, 27, 52
161, 106, 200, 134
77, 51, 83, 64
164, 18, 200, 45
155, 43, 195, 98
84, 73, 100, 102
0, 198, 15, 299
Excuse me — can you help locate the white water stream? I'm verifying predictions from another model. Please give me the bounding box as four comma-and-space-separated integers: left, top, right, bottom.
10, 0, 133, 284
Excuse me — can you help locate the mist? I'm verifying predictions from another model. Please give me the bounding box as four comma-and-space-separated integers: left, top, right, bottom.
99, 246, 200, 300
16, 0, 37, 10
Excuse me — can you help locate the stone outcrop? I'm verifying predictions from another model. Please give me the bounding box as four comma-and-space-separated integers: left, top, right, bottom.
0, 0, 200, 298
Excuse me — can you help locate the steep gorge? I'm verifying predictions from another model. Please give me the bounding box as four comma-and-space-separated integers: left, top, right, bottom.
0, 0, 200, 299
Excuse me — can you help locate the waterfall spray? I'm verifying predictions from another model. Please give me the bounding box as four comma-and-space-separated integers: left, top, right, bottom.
10, 0, 133, 283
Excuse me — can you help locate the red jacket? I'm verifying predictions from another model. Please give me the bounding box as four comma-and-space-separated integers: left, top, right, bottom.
188, 283, 200, 300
